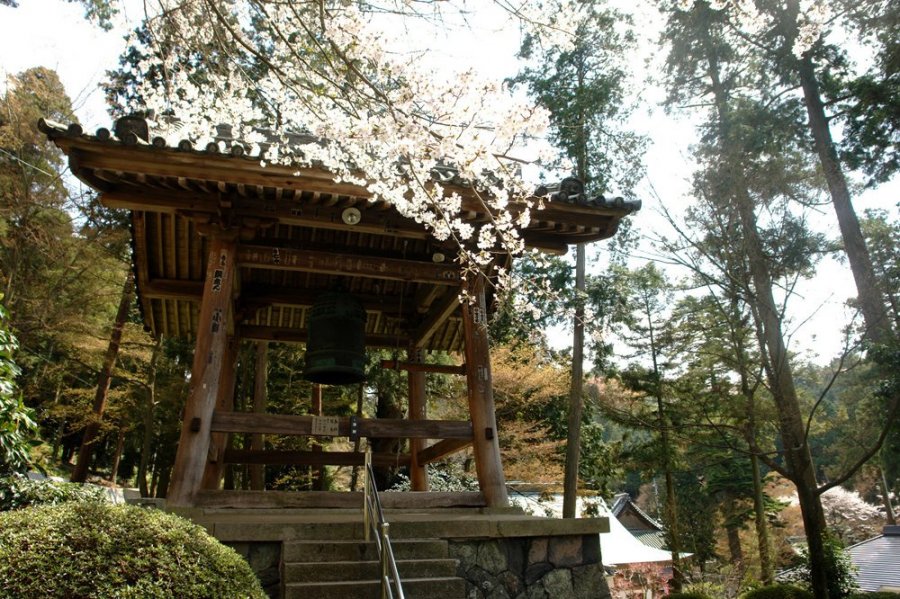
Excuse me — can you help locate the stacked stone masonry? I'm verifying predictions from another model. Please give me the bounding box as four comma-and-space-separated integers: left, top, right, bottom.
448, 534, 610, 599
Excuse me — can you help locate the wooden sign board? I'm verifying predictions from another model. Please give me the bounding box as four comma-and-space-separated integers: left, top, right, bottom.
311, 416, 340, 437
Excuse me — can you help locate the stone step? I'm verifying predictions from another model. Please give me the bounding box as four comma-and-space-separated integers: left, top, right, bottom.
209, 515, 606, 543
283, 576, 466, 599
283, 538, 448, 562
283, 558, 458, 584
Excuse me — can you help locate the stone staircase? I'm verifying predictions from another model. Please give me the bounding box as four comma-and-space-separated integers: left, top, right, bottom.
281, 537, 466, 599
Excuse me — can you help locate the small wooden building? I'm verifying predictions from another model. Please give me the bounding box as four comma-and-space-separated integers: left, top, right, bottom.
41, 116, 638, 510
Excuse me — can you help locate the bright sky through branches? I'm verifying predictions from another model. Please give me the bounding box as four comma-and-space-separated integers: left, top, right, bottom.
1, 0, 896, 364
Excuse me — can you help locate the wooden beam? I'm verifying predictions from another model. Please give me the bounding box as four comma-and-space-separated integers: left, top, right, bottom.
132, 213, 156, 334
102, 189, 432, 241
193, 489, 486, 510
310, 384, 325, 490
415, 284, 443, 313
223, 449, 411, 467
407, 347, 428, 492
142, 279, 408, 316
200, 335, 239, 490
210, 412, 473, 439
142, 279, 204, 300
380, 360, 466, 375
417, 438, 473, 465
166, 233, 238, 507
462, 273, 509, 507
239, 325, 407, 348
237, 245, 460, 285
412, 290, 460, 347
249, 341, 267, 491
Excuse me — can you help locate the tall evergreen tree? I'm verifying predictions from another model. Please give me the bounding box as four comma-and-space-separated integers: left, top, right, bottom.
511, 0, 645, 523
661, 3, 843, 594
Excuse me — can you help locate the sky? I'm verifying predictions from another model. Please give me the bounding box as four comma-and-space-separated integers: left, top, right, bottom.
1, 0, 896, 365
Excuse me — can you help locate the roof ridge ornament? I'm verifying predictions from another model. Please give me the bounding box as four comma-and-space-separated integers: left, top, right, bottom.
535, 177, 641, 213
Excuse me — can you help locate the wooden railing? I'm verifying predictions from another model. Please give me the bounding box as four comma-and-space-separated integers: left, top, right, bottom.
363, 448, 405, 599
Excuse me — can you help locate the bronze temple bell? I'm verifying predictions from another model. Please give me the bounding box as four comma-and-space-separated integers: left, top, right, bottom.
304, 291, 368, 385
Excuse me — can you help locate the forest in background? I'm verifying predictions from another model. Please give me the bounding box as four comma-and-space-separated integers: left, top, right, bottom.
0, 0, 898, 596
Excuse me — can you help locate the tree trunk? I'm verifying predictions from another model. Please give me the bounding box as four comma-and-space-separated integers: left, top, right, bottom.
726, 519, 744, 567
563, 242, 586, 519
735, 160, 830, 599
138, 336, 163, 497
751, 452, 774, 583
698, 17, 831, 597
796, 56, 893, 346
881, 463, 897, 526
110, 427, 125, 485
71, 271, 134, 483
658, 392, 683, 590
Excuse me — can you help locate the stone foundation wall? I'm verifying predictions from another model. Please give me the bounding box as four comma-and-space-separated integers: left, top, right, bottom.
449, 534, 610, 599
225, 541, 280, 598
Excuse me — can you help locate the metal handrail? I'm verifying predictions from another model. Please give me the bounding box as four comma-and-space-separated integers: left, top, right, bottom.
363, 448, 405, 599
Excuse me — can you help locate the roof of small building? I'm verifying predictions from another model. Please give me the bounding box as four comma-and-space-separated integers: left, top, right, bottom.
847, 525, 900, 592
630, 529, 669, 551
506, 489, 674, 566
611, 492, 665, 531
41, 116, 639, 350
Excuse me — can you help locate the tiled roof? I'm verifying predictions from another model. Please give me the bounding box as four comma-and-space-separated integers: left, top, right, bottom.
610, 492, 665, 531
631, 529, 669, 551
847, 526, 900, 592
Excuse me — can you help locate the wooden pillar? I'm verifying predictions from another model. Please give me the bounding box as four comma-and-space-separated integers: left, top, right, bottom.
166, 234, 237, 507
461, 273, 508, 507
249, 341, 268, 491
408, 346, 429, 491
310, 384, 326, 490
201, 335, 239, 490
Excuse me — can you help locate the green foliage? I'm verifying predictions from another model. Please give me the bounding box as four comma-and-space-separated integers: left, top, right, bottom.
511, 3, 645, 195
0, 299, 35, 474
668, 593, 714, 599
0, 502, 266, 598
684, 583, 727, 598
389, 464, 479, 492
740, 585, 814, 599
0, 473, 107, 510
782, 533, 859, 599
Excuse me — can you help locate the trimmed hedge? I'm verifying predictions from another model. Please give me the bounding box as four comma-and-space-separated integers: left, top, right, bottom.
668, 593, 714, 599
741, 585, 814, 599
0, 474, 107, 510
0, 502, 266, 598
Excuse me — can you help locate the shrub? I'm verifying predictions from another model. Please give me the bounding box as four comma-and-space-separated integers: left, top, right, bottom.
0, 473, 108, 510
0, 300, 36, 475
668, 593, 714, 599
0, 502, 266, 598
781, 533, 859, 598
741, 585, 814, 599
